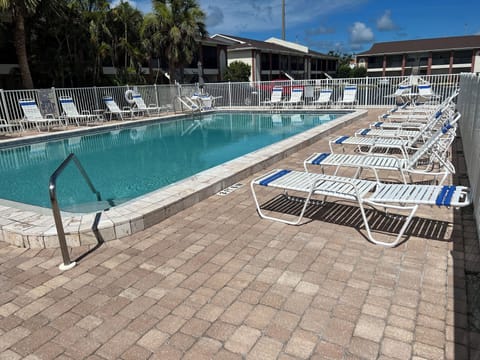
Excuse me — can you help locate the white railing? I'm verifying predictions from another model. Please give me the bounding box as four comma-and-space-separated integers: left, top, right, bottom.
456, 73, 480, 239
0, 74, 461, 128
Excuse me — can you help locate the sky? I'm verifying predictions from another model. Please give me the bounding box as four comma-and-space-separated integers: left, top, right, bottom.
123, 0, 480, 55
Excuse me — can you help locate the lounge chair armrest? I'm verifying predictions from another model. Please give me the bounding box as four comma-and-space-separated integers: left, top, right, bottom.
45, 114, 55, 119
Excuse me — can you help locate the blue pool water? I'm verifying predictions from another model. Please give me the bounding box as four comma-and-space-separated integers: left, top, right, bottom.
0, 112, 339, 211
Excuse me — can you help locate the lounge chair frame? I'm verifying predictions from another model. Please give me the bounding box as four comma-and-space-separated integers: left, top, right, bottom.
251, 169, 470, 247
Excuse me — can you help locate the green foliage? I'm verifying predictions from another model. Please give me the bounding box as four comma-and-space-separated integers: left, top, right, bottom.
223, 61, 250, 82
0, 0, 207, 88
352, 66, 367, 78
336, 64, 352, 78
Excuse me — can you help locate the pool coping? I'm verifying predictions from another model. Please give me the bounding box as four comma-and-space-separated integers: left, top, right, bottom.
0, 109, 367, 248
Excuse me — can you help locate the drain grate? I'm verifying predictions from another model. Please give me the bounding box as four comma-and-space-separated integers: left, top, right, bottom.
217, 183, 244, 196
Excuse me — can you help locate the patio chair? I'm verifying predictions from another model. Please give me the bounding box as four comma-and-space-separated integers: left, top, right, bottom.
250, 168, 470, 247
336, 85, 357, 108
18, 99, 64, 132
416, 83, 440, 104
304, 112, 460, 185
371, 102, 453, 131
313, 89, 333, 108
283, 87, 303, 107
132, 93, 164, 116
328, 109, 452, 155
103, 96, 134, 121
385, 84, 413, 105
263, 86, 283, 107
59, 96, 99, 126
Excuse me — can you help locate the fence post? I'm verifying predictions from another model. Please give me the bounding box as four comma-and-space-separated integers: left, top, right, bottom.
154, 83, 159, 107
94, 86, 99, 110
0, 89, 10, 123
228, 81, 232, 108
364, 77, 369, 107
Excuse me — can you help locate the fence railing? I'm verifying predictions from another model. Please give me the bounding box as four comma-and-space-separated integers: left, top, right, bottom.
456, 73, 480, 239
0, 74, 460, 129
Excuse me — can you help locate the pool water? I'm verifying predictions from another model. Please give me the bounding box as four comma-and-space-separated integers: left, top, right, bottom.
0, 112, 338, 211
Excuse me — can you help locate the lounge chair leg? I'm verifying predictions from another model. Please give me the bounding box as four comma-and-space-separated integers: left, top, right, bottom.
360, 200, 419, 247
251, 182, 314, 225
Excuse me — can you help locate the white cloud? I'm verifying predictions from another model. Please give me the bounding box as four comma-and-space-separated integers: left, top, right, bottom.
206, 6, 224, 27
376, 10, 396, 31
199, 0, 367, 36
349, 22, 374, 44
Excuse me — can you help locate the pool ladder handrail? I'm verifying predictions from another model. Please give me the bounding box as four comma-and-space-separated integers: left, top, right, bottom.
49, 153, 102, 271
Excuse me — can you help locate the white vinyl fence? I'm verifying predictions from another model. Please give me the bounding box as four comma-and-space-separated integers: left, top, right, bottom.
0, 74, 460, 128
456, 73, 480, 238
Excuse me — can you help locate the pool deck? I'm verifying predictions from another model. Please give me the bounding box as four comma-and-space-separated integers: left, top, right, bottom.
0, 108, 479, 359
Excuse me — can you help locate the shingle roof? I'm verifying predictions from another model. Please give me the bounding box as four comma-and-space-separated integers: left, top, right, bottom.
359, 35, 480, 55
212, 34, 336, 59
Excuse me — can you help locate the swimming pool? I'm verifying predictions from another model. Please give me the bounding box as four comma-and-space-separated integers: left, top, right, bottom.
0, 111, 339, 211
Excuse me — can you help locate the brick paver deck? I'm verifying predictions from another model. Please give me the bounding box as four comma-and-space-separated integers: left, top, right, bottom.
0, 109, 479, 359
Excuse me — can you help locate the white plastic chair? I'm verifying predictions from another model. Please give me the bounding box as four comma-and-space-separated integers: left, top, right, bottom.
103, 96, 134, 121
313, 89, 333, 107
263, 86, 283, 107
336, 85, 357, 107
132, 93, 164, 116
283, 87, 303, 107
59, 96, 99, 126
18, 99, 64, 132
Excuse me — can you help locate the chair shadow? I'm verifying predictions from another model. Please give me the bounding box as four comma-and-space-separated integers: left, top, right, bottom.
260, 193, 451, 241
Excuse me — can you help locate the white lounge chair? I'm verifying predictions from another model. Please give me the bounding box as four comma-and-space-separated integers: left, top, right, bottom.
304, 112, 460, 185
385, 84, 412, 105
336, 85, 357, 108
103, 96, 134, 121
416, 83, 439, 104
370, 103, 453, 131
132, 93, 164, 116
313, 89, 333, 108
250, 168, 470, 247
18, 99, 64, 132
59, 96, 99, 126
263, 86, 283, 107
283, 87, 303, 107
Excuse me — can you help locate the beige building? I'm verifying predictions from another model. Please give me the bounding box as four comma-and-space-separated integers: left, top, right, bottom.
211, 34, 337, 81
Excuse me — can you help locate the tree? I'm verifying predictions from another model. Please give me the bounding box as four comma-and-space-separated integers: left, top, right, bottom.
352, 66, 367, 78
0, 0, 40, 88
337, 64, 352, 78
223, 61, 250, 82
151, 0, 206, 84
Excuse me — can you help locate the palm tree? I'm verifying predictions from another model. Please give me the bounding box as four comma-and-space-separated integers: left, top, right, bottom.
0, 0, 39, 88
141, 13, 162, 83
152, 0, 206, 83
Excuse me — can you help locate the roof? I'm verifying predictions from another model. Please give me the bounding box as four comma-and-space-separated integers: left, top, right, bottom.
359, 35, 480, 56
211, 34, 336, 59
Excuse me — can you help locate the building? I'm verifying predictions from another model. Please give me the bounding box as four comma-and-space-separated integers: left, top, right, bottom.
357, 35, 480, 76
211, 34, 337, 82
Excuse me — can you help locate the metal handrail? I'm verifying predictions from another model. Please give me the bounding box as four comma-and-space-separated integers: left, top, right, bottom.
49, 153, 102, 270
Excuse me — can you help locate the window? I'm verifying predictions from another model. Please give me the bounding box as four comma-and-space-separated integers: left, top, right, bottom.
202, 46, 217, 68
368, 56, 383, 69
453, 50, 472, 64
386, 55, 402, 67
432, 52, 450, 65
